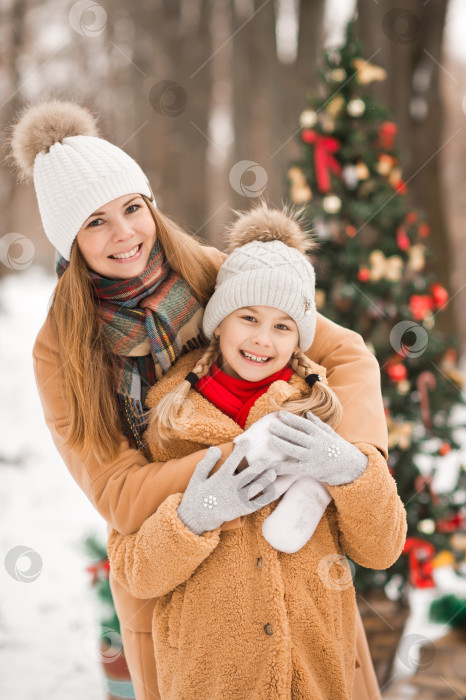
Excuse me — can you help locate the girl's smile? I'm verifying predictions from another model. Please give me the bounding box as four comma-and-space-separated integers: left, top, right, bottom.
239, 349, 273, 364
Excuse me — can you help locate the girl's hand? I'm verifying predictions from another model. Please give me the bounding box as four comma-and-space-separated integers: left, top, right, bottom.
176, 441, 286, 536
266, 411, 369, 486
233, 412, 312, 465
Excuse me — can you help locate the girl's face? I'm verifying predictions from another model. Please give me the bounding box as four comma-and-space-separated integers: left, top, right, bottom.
215, 306, 299, 382
76, 193, 157, 279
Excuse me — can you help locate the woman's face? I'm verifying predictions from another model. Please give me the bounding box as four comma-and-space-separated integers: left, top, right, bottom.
215, 306, 299, 382
76, 194, 157, 279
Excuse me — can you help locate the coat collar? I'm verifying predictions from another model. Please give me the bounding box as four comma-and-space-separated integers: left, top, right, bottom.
145, 349, 328, 447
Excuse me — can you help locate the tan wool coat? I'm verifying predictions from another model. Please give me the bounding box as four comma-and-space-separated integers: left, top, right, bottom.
33, 244, 390, 700
107, 349, 407, 700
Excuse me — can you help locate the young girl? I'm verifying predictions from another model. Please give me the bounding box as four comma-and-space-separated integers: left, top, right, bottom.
9, 98, 390, 700
107, 204, 407, 700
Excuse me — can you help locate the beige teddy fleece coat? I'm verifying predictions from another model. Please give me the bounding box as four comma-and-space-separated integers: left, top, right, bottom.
107, 349, 407, 700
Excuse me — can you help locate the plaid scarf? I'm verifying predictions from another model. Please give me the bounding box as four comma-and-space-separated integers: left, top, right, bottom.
56, 239, 206, 451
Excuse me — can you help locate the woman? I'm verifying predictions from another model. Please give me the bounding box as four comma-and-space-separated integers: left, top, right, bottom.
8, 99, 385, 699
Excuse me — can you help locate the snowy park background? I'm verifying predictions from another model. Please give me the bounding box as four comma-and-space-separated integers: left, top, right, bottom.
0, 269, 108, 699
1, 1, 466, 698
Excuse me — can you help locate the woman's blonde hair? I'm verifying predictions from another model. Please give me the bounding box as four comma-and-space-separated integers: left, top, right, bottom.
48, 194, 219, 464
149, 338, 343, 444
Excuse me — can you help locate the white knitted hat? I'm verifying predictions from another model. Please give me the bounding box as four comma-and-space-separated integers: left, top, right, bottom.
203, 203, 317, 351
8, 100, 154, 261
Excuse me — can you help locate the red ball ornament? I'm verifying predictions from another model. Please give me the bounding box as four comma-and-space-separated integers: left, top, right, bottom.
395, 180, 407, 195
418, 223, 430, 238
301, 128, 315, 144
405, 211, 418, 225
357, 267, 370, 282
346, 225, 357, 238
387, 362, 408, 382
438, 442, 451, 456
410, 294, 434, 321
396, 226, 410, 251
377, 121, 398, 150
436, 513, 463, 533
430, 283, 449, 308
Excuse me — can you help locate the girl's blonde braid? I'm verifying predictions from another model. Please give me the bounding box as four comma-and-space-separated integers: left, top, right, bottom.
147, 336, 221, 443
279, 348, 343, 430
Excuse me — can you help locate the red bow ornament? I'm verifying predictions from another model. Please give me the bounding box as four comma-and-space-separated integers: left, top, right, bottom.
301, 129, 342, 193
403, 537, 436, 588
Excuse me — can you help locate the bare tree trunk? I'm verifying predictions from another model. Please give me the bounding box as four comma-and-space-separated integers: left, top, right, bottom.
356, 0, 455, 335
229, 0, 281, 208
229, 0, 326, 212
119, 0, 214, 239
0, 0, 28, 280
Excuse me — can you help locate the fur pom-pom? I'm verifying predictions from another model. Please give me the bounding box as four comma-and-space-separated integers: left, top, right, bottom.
7, 99, 99, 181
227, 200, 317, 255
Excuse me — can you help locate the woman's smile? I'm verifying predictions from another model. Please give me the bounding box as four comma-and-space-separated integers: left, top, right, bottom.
109, 242, 143, 261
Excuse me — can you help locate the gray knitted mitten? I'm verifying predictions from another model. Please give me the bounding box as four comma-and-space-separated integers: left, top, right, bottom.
176, 442, 282, 535
266, 411, 369, 486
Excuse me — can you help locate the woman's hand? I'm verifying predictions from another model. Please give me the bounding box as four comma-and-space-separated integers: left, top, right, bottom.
265, 411, 369, 486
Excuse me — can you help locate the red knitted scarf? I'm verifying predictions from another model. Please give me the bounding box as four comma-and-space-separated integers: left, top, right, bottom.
196, 362, 293, 428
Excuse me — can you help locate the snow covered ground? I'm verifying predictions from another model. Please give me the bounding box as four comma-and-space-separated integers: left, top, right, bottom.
1, 268, 465, 698
0, 269, 108, 700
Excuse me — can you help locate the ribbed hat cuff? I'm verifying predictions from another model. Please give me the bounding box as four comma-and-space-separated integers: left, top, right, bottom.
203, 270, 316, 350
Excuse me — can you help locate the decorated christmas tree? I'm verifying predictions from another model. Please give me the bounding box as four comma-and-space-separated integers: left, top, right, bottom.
287, 20, 466, 601
83, 534, 136, 699
83, 533, 120, 640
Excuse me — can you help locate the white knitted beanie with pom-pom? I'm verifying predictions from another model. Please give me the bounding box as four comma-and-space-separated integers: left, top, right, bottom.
203, 202, 318, 351
7, 99, 154, 261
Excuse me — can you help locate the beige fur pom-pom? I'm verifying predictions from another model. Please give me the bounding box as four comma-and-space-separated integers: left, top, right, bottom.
227, 200, 317, 255
6, 99, 99, 181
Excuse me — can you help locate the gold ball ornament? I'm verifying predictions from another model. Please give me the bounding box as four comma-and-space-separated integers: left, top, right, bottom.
397, 380, 411, 395
376, 154, 397, 176
347, 98, 366, 117
299, 110, 318, 128
322, 194, 342, 214
330, 68, 346, 82
417, 519, 436, 535
450, 533, 466, 551
388, 166, 403, 187
355, 161, 370, 180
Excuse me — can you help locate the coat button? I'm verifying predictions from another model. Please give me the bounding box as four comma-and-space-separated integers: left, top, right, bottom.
264, 623, 273, 635
256, 557, 263, 568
